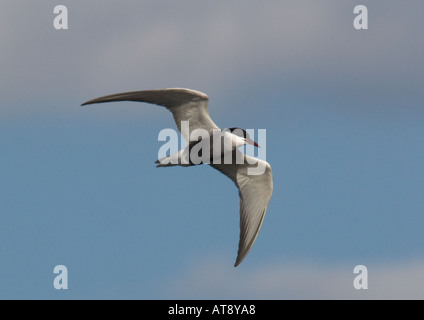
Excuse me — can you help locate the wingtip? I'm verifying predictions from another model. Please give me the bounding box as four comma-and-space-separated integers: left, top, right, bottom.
80, 100, 93, 106
81, 100, 95, 106
234, 256, 244, 267
80, 97, 108, 106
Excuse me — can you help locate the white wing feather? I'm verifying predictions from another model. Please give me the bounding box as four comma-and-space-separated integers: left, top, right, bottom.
211, 151, 273, 266
82, 88, 219, 142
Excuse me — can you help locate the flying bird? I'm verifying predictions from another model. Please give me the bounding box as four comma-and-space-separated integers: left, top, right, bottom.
81, 88, 273, 266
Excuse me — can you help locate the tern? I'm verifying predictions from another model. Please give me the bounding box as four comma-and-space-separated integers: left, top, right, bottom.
82, 88, 273, 266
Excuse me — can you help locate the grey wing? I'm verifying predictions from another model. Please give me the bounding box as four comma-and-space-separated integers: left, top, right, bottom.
81, 88, 220, 141
211, 151, 273, 267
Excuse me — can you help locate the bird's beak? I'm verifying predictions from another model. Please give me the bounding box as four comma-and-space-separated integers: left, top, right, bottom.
247, 138, 260, 148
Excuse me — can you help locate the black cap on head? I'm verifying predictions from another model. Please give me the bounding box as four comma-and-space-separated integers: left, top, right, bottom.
226, 127, 247, 138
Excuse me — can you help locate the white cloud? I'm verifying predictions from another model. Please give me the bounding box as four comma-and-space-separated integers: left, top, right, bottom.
165, 256, 424, 299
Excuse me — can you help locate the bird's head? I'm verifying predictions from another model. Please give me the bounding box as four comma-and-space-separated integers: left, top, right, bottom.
227, 127, 260, 148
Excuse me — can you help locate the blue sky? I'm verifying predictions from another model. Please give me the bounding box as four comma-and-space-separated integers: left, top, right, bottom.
1, 1, 424, 299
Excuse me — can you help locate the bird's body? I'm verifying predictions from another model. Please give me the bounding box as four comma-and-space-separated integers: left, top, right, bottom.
82, 88, 273, 266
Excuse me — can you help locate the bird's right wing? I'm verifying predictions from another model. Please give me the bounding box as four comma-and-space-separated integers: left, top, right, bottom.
211, 151, 273, 267
81, 88, 220, 142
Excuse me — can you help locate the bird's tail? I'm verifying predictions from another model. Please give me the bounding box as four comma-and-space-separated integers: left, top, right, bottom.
155, 148, 193, 167
154, 159, 181, 167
